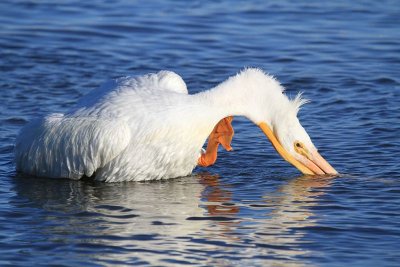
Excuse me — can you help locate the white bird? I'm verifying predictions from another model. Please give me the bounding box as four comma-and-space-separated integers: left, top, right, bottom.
15, 68, 337, 182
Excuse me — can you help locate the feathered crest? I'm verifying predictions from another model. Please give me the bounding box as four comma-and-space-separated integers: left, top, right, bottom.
290, 92, 310, 114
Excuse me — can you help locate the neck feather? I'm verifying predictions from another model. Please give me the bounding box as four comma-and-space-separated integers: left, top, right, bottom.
194, 68, 293, 130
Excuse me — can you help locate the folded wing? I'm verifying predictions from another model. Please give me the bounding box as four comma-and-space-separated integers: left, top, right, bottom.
15, 113, 131, 179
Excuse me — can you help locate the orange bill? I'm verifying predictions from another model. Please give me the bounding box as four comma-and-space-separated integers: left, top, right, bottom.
258, 122, 337, 175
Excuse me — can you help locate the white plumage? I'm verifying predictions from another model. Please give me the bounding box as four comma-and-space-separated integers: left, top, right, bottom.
15, 68, 337, 182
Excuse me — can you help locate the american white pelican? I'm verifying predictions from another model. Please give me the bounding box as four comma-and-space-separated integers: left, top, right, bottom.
15, 68, 337, 182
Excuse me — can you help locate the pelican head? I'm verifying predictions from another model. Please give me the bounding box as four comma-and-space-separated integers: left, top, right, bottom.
258, 112, 337, 176
257, 88, 337, 175
223, 68, 338, 175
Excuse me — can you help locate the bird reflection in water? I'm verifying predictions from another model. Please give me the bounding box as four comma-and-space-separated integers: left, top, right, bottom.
11, 173, 334, 265
255, 175, 334, 259
196, 173, 241, 242
197, 173, 335, 263
198, 173, 240, 216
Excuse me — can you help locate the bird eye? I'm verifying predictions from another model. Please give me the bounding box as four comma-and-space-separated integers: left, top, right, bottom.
295, 142, 302, 148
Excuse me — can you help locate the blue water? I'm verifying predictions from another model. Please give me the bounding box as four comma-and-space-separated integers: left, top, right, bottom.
1, 0, 400, 266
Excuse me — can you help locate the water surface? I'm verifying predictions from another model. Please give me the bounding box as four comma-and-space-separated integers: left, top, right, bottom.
1, 0, 400, 266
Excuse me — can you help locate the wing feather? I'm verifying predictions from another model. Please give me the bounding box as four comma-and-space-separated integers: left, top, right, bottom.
15, 113, 131, 179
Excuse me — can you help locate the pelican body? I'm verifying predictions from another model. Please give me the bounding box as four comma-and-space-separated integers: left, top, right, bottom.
15, 69, 337, 182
